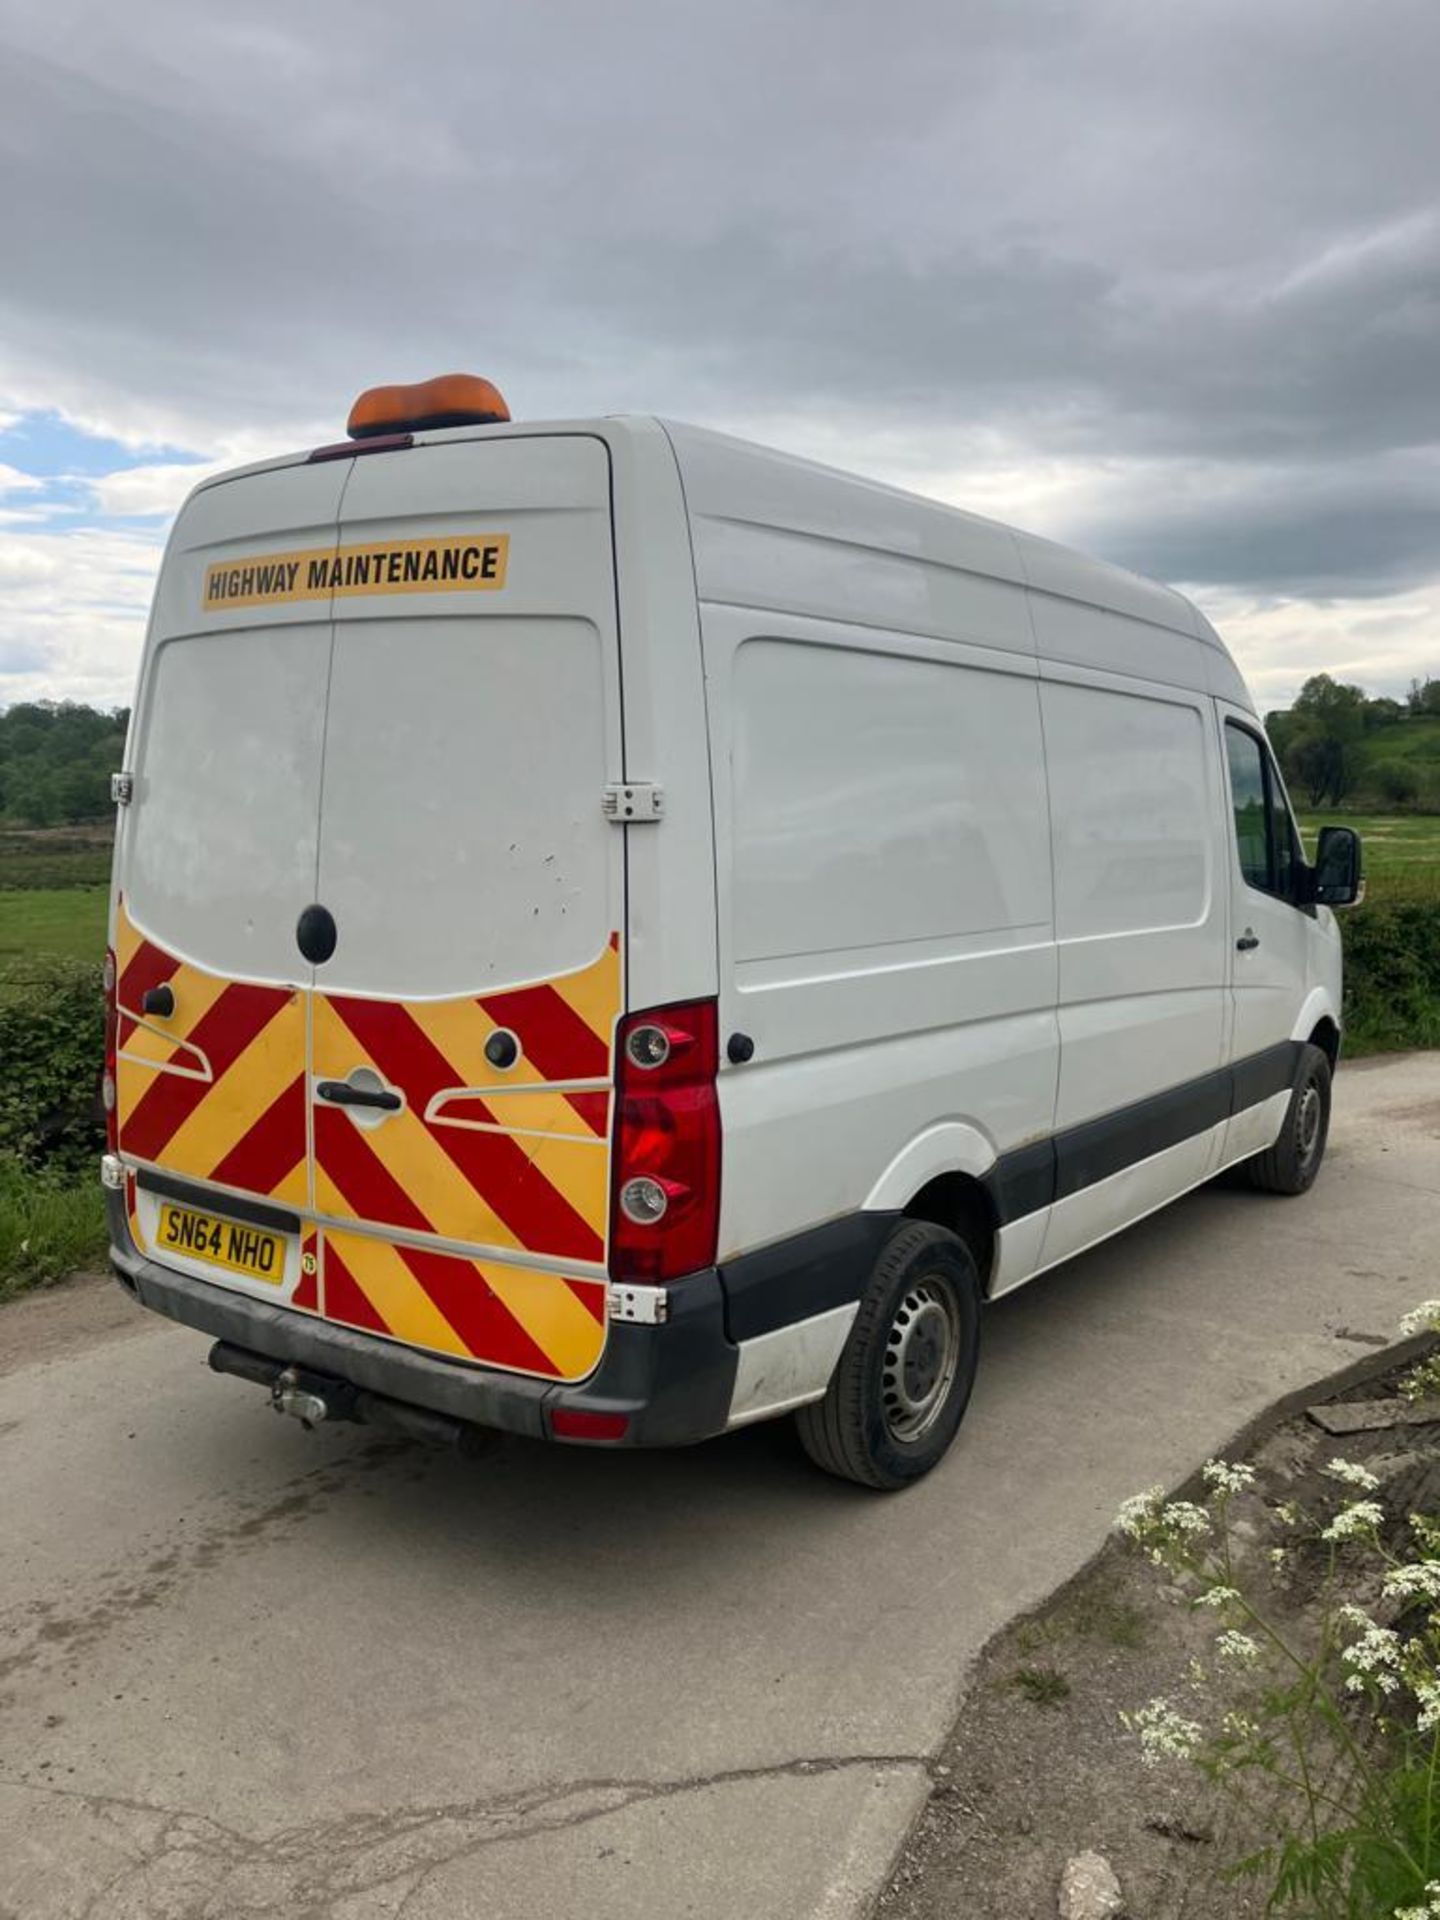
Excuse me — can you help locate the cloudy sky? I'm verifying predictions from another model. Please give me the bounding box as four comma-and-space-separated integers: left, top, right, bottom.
2, 0, 1437, 713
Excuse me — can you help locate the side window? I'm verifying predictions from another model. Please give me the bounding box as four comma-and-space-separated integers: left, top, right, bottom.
1225, 724, 1271, 890
1266, 757, 1299, 899
1225, 721, 1302, 902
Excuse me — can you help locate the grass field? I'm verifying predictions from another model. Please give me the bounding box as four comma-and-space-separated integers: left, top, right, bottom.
0, 886, 108, 972
1295, 811, 1440, 901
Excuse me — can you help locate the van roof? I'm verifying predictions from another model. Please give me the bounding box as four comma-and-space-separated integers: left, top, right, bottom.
188, 413, 1248, 705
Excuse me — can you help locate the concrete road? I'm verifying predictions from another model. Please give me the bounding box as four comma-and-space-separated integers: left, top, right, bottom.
2, 1055, 1437, 1920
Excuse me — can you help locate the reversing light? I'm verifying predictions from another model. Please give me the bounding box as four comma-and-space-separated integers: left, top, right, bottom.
619, 1175, 673, 1224
625, 1023, 680, 1070
347, 373, 511, 440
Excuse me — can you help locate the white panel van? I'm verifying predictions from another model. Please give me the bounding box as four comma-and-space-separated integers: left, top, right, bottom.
103, 375, 1363, 1488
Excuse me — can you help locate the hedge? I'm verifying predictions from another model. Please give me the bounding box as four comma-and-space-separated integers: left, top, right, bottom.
1340, 901, 1440, 1055
0, 957, 106, 1175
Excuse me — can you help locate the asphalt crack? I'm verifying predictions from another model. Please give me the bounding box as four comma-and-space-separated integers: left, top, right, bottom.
0, 1752, 929, 1918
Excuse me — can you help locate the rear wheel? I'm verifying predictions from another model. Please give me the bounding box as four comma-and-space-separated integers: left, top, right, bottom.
1244, 1042, 1332, 1195
795, 1219, 981, 1490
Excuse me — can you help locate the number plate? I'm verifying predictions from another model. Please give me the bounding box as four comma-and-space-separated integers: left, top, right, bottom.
156, 1202, 285, 1285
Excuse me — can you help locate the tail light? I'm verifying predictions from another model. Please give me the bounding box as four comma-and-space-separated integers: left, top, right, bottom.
609, 999, 720, 1283
102, 946, 118, 1153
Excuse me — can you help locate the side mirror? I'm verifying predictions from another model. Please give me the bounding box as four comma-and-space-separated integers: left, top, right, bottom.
1313, 825, 1363, 908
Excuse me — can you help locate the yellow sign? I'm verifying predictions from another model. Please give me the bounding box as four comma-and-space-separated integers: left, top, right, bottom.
203, 535, 509, 611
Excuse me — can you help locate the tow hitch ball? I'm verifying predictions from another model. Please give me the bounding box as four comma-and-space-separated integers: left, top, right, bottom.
271, 1368, 329, 1428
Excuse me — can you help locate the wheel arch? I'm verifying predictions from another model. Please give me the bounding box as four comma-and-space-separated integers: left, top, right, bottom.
1291, 987, 1342, 1067
862, 1123, 1000, 1292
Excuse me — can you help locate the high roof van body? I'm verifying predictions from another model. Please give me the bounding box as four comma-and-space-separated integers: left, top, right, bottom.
104, 388, 1362, 1486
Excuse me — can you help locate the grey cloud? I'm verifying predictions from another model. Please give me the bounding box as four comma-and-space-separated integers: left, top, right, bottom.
1, 0, 1439, 603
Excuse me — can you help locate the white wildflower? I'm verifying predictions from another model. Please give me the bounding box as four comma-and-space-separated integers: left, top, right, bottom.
1325, 1457, 1381, 1493
1215, 1629, 1262, 1667
1341, 1621, 1401, 1680
1160, 1500, 1212, 1539
1116, 1487, 1165, 1537
1274, 1500, 1303, 1527
1340, 1613, 1402, 1695
1221, 1710, 1260, 1742
1323, 1501, 1384, 1543
1346, 1669, 1400, 1695
1194, 1585, 1241, 1610
1384, 1563, 1440, 1604
1399, 1302, 1440, 1338
1412, 1679, 1440, 1735
1186, 1657, 1209, 1691
1202, 1459, 1256, 1494
1123, 1697, 1204, 1767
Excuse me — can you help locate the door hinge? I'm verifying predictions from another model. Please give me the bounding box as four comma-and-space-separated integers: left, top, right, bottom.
607, 1282, 669, 1325
111, 770, 134, 806
603, 782, 664, 824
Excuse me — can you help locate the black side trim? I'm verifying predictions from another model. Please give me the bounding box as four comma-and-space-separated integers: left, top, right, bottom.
135, 1169, 301, 1236
719, 1212, 899, 1344
1231, 1040, 1304, 1116
983, 1139, 1054, 1226
1055, 1068, 1232, 1201
987, 1038, 1306, 1226
719, 1039, 1310, 1344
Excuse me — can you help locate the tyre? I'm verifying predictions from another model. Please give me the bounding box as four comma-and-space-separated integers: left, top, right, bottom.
795, 1219, 981, 1490
1244, 1042, 1332, 1196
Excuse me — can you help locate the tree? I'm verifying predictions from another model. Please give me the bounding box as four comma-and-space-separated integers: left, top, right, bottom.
1374, 760, 1419, 806
1279, 674, 1368, 807
0, 701, 128, 826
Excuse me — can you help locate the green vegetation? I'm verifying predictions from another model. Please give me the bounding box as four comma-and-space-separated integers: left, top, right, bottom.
0, 701, 128, 826
1117, 1449, 1440, 1920
0, 955, 106, 1174
1010, 1664, 1072, 1707
0, 951, 108, 1297
1293, 813, 1440, 1057
0, 887, 109, 975
0, 816, 114, 1296
0, 828, 113, 891
0, 1155, 106, 1301
1296, 812, 1440, 903
1268, 675, 1440, 812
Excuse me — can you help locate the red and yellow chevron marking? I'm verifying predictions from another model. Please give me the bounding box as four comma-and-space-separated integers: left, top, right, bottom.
113, 902, 308, 1207
293, 1229, 320, 1314
115, 899, 622, 1381
313, 935, 621, 1271
321, 1229, 606, 1381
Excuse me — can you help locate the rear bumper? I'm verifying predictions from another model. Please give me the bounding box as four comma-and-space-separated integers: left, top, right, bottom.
106, 1190, 739, 1449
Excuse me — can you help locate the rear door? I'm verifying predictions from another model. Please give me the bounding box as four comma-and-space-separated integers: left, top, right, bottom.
114, 461, 346, 1302
307, 435, 624, 1382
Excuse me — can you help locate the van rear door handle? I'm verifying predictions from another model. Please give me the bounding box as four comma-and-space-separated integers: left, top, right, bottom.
316, 1081, 402, 1112
1236, 930, 1260, 952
